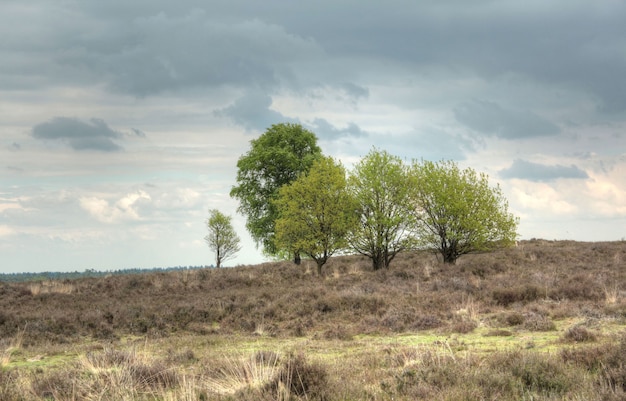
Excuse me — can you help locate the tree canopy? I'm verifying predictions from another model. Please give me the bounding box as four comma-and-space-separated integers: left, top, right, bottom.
205, 209, 241, 268
348, 149, 416, 270
410, 159, 519, 264
274, 157, 357, 275
230, 123, 322, 261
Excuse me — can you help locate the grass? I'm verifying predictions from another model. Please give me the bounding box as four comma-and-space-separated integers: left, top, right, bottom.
1, 326, 24, 368
2, 240, 626, 399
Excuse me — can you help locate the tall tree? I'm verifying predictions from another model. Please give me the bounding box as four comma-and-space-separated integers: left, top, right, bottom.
348, 149, 415, 270
410, 160, 519, 264
230, 123, 322, 263
205, 209, 241, 268
274, 157, 357, 275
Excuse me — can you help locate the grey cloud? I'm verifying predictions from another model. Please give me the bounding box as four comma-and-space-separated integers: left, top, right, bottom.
215, 91, 294, 132
499, 159, 589, 182
130, 128, 146, 138
8, 142, 20, 151
5, 2, 626, 113
68, 10, 321, 96
32, 117, 123, 152
6, 166, 23, 173
314, 3, 626, 113
378, 127, 472, 162
215, 91, 368, 139
309, 118, 368, 140
340, 83, 369, 101
454, 100, 560, 140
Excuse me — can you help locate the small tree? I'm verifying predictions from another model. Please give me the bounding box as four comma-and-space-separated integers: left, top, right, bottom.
348, 149, 415, 270
205, 209, 242, 268
410, 160, 519, 264
230, 123, 322, 264
274, 157, 357, 275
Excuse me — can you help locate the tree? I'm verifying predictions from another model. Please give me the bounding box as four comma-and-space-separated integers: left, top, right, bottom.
348, 149, 415, 270
410, 160, 519, 264
230, 123, 322, 264
274, 157, 358, 275
205, 209, 242, 268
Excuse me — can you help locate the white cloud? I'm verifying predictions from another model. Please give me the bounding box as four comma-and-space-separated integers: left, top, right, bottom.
80, 190, 151, 224
0, 225, 15, 237
511, 182, 579, 217
584, 171, 626, 218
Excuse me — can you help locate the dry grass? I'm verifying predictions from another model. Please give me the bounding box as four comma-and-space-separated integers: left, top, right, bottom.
28, 280, 74, 295
1, 240, 626, 400
205, 351, 280, 395
604, 283, 620, 305
0, 327, 24, 368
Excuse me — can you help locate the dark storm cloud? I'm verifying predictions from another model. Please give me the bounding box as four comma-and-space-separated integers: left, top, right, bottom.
32, 117, 123, 152
4, 1, 625, 114
454, 100, 560, 139
289, 2, 626, 113
62, 9, 320, 97
499, 159, 589, 182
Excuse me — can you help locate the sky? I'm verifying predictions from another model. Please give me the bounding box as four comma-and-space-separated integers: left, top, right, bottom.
2, 1, 626, 273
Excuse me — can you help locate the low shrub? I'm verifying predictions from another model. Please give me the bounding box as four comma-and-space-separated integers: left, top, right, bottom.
484, 329, 514, 337
492, 285, 541, 306
522, 314, 556, 331
563, 325, 597, 343
502, 311, 525, 326
449, 319, 477, 334
266, 353, 329, 401
599, 334, 626, 393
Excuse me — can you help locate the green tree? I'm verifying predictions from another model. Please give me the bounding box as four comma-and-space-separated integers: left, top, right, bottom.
205, 209, 242, 268
348, 149, 415, 270
410, 160, 519, 264
274, 157, 357, 275
230, 123, 323, 264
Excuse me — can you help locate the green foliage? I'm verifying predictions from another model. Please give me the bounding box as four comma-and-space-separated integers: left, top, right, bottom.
274, 157, 358, 275
205, 209, 241, 268
230, 123, 322, 257
411, 160, 519, 264
348, 149, 416, 270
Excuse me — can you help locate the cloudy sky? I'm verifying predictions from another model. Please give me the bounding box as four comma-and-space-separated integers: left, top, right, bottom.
2, 1, 626, 273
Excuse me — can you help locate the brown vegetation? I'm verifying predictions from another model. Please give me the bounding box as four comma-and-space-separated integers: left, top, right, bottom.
1, 240, 626, 400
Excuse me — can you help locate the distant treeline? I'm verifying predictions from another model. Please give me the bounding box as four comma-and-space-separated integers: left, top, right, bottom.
0, 265, 212, 283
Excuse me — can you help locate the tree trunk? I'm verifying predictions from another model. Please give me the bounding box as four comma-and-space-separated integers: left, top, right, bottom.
441, 246, 457, 264
293, 251, 301, 265
371, 251, 384, 270
316, 261, 324, 276
443, 253, 456, 264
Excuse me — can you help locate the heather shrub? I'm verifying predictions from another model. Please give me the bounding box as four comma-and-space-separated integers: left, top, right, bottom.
503, 311, 525, 326
563, 325, 597, 343
266, 353, 329, 401
0, 370, 20, 400
492, 285, 541, 306
550, 274, 604, 301
599, 334, 626, 393
561, 345, 610, 371
449, 318, 477, 334
484, 329, 514, 337
522, 313, 556, 331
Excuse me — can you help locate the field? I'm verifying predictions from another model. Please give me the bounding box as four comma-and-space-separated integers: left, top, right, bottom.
2, 239, 626, 400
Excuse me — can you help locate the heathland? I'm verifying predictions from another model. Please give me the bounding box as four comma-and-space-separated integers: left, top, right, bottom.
1, 240, 626, 400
